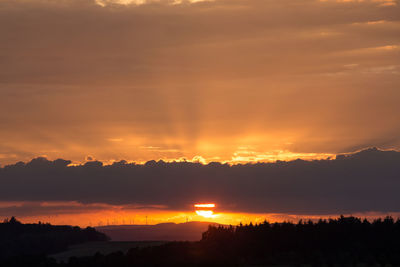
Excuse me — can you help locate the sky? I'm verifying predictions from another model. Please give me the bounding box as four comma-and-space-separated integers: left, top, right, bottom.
1, 148, 400, 226
0, 0, 399, 225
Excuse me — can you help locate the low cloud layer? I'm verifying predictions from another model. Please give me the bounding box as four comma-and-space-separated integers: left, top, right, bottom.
1, 148, 399, 215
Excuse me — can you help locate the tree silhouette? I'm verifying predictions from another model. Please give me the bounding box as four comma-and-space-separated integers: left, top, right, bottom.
2, 216, 400, 266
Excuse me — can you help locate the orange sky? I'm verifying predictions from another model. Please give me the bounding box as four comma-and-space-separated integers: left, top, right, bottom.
0, 0, 399, 166
0, 0, 400, 225
10, 204, 400, 228
0, 199, 391, 227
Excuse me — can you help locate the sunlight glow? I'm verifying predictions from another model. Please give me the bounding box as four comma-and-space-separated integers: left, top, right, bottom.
194, 204, 215, 208
95, 0, 213, 7
195, 210, 216, 218
194, 203, 217, 218
5, 200, 400, 227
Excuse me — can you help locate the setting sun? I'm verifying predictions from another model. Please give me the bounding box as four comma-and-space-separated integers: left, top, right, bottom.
194, 204, 216, 208
195, 210, 216, 218
194, 203, 217, 218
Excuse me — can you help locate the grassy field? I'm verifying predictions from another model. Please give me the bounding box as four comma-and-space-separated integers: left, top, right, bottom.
50, 241, 166, 262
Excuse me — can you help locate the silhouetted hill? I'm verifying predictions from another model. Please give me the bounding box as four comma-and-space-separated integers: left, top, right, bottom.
0, 217, 108, 261
58, 216, 400, 266
3, 216, 400, 266
96, 221, 221, 241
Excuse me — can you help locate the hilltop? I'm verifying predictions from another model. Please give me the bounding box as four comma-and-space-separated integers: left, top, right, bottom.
96, 221, 222, 241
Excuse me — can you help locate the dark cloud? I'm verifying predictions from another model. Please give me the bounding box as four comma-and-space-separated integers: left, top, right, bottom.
1, 148, 399, 214
0, 202, 108, 217
0, 201, 165, 217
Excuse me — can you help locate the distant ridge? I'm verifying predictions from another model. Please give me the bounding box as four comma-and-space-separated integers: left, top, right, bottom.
96, 221, 222, 241
0, 217, 108, 260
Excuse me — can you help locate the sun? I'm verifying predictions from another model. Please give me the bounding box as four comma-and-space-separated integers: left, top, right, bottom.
194, 203, 215, 208
194, 203, 217, 218
195, 210, 215, 218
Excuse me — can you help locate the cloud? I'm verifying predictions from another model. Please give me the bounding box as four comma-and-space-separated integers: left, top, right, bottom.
0, 201, 168, 217
1, 148, 400, 215
94, 0, 214, 6
0, 0, 399, 165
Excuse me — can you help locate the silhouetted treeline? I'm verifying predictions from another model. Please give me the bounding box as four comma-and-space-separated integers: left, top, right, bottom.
199, 215, 400, 265
0, 217, 108, 263
7, 216, 400, 266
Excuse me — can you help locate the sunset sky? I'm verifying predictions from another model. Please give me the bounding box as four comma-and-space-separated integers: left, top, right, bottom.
0, 0, 399, 226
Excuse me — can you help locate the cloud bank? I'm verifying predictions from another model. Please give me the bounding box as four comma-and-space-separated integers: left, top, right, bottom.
1, 148, 399, 215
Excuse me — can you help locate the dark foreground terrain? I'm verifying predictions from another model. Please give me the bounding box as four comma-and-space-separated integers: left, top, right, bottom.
96, 221, 221, 241
2, 216, 400, 266
0, 217, 108, 265
50, 241, 166, 263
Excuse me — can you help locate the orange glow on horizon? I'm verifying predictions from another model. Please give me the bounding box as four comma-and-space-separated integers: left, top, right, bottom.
4, 200, 400, 228
8, 208, 400, 228
195, 210, 216, 218
194, 203, 217, 218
